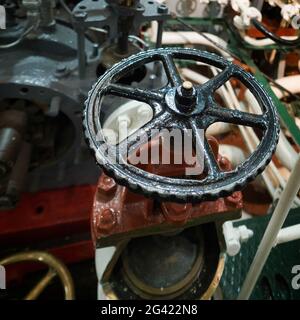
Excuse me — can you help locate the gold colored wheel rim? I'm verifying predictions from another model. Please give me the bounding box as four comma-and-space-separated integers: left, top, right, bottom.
0, 251, 75, 300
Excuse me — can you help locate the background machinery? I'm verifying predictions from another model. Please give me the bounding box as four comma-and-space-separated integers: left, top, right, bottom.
0, 0, 299, 300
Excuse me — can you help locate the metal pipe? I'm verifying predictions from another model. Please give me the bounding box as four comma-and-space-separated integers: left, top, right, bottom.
73, 12, 87, 80
148, 25, 231, 59
274, 224, 300, 246
245, 81, 299, 171
156, 20, 164, 49
0, 128, 22, 178
40, 0, 55, 27
238, 154, 300, 300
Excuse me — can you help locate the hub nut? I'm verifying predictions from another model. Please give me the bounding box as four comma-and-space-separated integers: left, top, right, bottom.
175, 81, 197, 112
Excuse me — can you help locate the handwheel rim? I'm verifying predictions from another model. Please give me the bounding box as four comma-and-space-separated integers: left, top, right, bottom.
0, 251, 75, 300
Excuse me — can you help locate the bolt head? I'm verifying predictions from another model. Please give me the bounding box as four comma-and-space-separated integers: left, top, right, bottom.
163, 202, 192, 224
73, 11, 87, 21
157, 4, 168, 14
99, 175, 117, 193
169, 203, 189, 213
56, 64, 66, 73
97, 208, 116, 233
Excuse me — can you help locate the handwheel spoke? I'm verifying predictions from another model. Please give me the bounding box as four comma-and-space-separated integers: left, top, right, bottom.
24, 269, 57, 300
107, 83, 164, 103
203, 138, 220, 178
116, 111, 174, 160
200, 66, 234, 93
190, 120, 220, 178
161, 54, 182, 87
207, 104, 267, 129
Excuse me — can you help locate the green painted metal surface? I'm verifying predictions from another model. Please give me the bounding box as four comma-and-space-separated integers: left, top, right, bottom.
220, 208, 300, 300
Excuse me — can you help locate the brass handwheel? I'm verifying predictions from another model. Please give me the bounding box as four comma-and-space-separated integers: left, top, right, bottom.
0, 251, 75, 300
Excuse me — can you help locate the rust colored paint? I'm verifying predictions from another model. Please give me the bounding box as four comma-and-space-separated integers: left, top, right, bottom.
92, 137, 243, 247
0, 184, 96, 244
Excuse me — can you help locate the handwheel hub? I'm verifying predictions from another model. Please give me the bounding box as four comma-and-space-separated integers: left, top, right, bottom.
165, 80, 205, 116
175, 81, 197, 113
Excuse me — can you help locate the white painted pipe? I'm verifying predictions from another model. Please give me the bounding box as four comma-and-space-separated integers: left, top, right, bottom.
183, 66, 278, 195
238, 154, 300, 300
244, 88, 299, 171
271, 75, 300, 99
223, 221, 254, 256
180, 68, 213, 87
187, 63, 300, 203
269, 0, 284, 8
149, 22, 232, 59
277, 59, 286, 79
242, 35, 298, 47
150, 22, 297, 53
184, 65, 298, 201
219, 144, 246, 168
232, 94, 287, 197
209, 66, 282, 197
274, 224, 300, 246
206, 122, 232, 136
247, 75, 300, 169
276, 133, 299, 170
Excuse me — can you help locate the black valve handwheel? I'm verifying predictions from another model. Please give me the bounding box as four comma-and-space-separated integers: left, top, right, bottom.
83, 48, 279, 203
